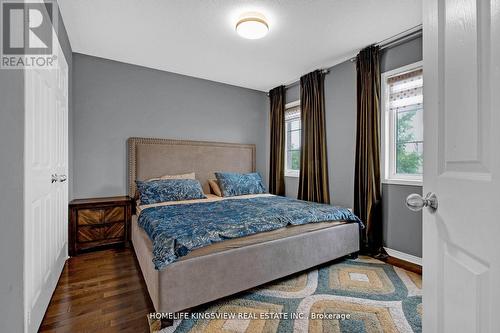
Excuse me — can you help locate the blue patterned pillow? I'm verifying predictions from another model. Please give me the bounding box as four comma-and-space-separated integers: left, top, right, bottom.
215, 172, 266, 197
136, 179, 206, 205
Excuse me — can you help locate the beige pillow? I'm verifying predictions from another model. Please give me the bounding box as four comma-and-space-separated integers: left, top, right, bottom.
147, 172, 196, 182
208, 179, 222, 197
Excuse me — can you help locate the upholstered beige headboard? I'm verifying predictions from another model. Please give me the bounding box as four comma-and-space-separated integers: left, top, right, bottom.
127, 137, 256, 197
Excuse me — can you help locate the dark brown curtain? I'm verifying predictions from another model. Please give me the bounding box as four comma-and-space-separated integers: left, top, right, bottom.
268, 86, 286, 196
297, 70, 330, 204
354, 45, 383, 254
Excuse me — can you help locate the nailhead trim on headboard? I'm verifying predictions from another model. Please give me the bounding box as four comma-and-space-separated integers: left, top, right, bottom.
127, 137, 256, 198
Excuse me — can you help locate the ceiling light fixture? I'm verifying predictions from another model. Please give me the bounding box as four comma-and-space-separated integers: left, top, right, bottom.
235, 12, 269, 40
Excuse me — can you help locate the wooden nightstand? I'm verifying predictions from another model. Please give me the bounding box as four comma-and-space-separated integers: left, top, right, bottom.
69, 196, 132, 256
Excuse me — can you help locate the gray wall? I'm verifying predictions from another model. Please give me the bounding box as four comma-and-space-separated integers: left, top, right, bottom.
72, 54, 268, 198
380, 36, 423, 72
0, 3, 72, 331
283, 36, 423, 257
0, 68, 25, 333
382, 184, 422, 257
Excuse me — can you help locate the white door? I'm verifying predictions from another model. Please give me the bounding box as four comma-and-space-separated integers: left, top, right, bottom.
419, 0, 500, 332
24, 39, 68, 332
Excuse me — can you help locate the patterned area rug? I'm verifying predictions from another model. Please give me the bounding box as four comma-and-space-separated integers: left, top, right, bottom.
154, 256, 422, 333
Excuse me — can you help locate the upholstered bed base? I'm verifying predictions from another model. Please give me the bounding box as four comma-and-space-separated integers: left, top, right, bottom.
132, 215, 360, 313
127, 138, 360, 314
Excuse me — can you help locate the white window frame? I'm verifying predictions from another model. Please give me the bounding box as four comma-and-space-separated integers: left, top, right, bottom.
381, 61, 423, 186
284, 100, 300, 178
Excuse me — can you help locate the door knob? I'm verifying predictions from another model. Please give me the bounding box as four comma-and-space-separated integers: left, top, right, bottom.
406, 192, 438, 213
51, 174, 67, 183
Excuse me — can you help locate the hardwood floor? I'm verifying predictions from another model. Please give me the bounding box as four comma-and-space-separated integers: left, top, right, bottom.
39, 248, 154, 333
39, 248, 421, 332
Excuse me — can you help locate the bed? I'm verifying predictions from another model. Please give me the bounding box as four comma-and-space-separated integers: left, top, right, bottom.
127, 137, 360, 316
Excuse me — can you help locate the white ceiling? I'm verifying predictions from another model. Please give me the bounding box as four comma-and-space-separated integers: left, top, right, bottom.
58, 0, 422, 92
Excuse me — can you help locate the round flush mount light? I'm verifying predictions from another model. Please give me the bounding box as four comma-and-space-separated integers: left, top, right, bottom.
235, 12, 269, 39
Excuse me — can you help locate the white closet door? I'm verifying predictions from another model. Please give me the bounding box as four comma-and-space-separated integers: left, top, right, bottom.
24, 39, 68, 332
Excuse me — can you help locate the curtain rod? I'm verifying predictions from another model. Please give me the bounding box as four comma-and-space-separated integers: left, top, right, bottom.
267, 24, 422, 96
266, 69, 329, 96
349, 24, 422, 62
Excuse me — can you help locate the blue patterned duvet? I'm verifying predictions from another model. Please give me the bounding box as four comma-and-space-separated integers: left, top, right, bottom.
138, 195, 363, 270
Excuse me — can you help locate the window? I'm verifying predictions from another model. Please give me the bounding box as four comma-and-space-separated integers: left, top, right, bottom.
381, 62, 423, 185
285, 101, 301, 177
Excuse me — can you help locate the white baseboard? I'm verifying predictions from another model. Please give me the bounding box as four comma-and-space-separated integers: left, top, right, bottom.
384, 247, 422, 266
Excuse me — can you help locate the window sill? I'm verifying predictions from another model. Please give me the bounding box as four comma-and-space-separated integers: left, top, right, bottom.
285, 171, 300, 178
382, 178, 423, 186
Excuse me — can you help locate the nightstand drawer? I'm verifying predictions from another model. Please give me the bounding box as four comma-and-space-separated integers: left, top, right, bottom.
78, 209, 102, 225
77, 222, 125, 243
104, 206, 125, 223
78, 206, 125, 225
105, 222, 125, 239
78, 224, 106, 242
